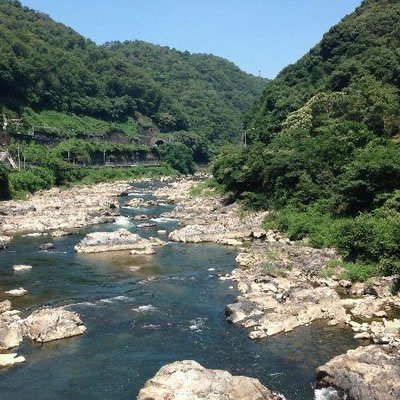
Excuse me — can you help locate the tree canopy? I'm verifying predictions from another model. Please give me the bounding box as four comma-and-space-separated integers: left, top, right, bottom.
213, 0, 400, 277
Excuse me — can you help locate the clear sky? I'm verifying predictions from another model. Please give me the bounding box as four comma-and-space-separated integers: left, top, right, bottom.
20, 0, 363, 78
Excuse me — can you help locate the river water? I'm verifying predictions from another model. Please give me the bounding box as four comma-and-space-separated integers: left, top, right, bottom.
0, 182, 356, 400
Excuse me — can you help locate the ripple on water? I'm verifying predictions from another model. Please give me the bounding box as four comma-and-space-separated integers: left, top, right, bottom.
314, 388, 344, 400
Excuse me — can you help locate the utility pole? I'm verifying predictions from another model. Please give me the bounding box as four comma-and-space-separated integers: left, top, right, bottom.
17, 145, 21, 170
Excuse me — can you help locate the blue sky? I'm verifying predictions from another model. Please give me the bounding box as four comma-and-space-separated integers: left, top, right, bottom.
21, 0, 362, 78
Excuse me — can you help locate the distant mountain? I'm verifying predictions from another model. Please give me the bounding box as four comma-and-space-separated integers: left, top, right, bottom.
0, 0, 267, 143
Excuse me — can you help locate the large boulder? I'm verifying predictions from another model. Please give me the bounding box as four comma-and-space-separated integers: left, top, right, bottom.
316, 345, 400, 400
226, 285, 348, 339
22, 307, 86, 343
74, 228, 164, 254
0, 314, 23, 350
137, 360, 282, 400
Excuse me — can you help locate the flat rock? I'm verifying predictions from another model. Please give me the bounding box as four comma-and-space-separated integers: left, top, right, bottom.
137, 360, 282, 400
316, 345, 400, 400
74, 228, 161, 254
0, 353, 25, 368
227, 286, 348, 339
22, 307, 86, 343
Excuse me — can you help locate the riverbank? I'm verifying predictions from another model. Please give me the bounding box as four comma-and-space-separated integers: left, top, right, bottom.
155, 177, 400, 399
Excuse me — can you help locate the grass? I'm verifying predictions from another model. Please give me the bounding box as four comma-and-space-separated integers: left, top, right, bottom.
22, 109, 138, 138
261, 262, 287, 277
189, 178, 223, 197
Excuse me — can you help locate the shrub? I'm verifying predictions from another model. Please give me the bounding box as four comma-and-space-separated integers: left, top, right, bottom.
157, 142, 195, 175
9, 167, 55, 197
342, 262, 378, 282
0, 164, 11, 200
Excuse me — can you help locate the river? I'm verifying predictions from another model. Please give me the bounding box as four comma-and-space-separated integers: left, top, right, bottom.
0, 181, 356, 400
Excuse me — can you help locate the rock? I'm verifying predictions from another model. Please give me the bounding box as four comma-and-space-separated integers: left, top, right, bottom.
5, 287, 27, 297
0, 204, 36, 216
227, 286, 348, 339
22, 307, 86, 343
251, 229, 267, 239
362, 286, 379, 296
216, 238, 243, 246
0, 353, 25, 368
50, 230, 71, 238
338, 280, 352, 288
137, 223, 157, 228
220, 192, 236, 206
12, 264, 32, 272
0, 235, 12, 249
74, 228, 162, 254
133, 214, 149, 220
39, 242, 55, 250
130, 237, 166, 255
350, 296, 385, 319
0, 181, 129, 236
0, 314, 23, 350
157, 229, 167, 235
124, 198, 145, 207
354, 332, 371, 340
169, 224, 253, 244
0, 300, 12, 313
225, 301, 264, 325
316, 345, 400, 400
137, 360, 281, 400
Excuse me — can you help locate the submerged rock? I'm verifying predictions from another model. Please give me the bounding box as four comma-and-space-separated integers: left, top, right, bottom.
0, 353, 25, 368
5, 287, 28, 297
22, 307, 86, 343
316, 345, 400, 400
38, 242, 55, 250
74, 228, 164, 254
12, 264, 32, 272
137, 360, 282, 400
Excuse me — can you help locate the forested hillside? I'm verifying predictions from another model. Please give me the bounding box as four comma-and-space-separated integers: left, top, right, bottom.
107, 41, 266, 142
213, 0, 400, 279
0, 0, 266, 143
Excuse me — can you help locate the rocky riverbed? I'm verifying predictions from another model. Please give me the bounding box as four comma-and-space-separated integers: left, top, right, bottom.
0, 181, 131, 237
1, 175, 399, 399
153, 177, 400, 399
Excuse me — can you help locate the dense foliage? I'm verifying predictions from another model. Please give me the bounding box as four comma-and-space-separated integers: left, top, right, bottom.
0, 164, 11, 200
7, 163, 176, 199
213, 0, 400, 279
157, 142, 196, 175
108, 41, 267, 142
0, 0, 266, 145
